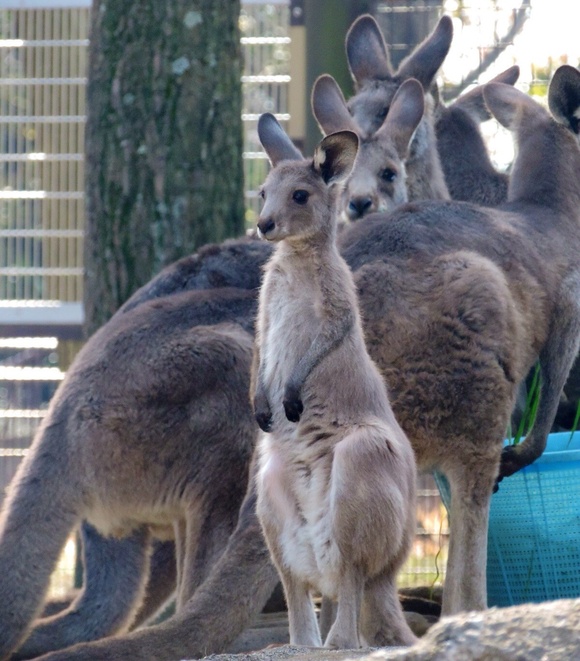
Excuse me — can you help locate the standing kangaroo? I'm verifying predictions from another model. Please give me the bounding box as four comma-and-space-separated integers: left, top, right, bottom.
311, 75, 427, 220
7, 66, 580, 661
345, 14, 516, 208
253, 115, 417, 648
0, 287, 260, 660
345, 14, 452, 204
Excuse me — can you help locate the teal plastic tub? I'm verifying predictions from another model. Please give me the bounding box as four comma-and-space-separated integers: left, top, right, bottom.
435, 431, 580, 607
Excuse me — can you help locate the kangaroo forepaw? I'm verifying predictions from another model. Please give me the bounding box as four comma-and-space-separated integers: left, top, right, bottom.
255, 410, 272, 432
283, 385, 303, 423
254, 393, 273, 432
497, 443, 525, 483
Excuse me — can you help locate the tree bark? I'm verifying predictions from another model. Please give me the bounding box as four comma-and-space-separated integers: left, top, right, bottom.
84, 0, 244, 336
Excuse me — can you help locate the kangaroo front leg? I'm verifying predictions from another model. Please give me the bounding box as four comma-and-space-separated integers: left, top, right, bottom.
251, 344, 272, 432
285, 312, 353, 422
500, 276, 580, 479
177, 496, 246, 610
324, 568, 363, 649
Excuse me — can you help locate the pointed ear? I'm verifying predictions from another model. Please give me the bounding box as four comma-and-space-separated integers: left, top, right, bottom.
376, 78, 424, 158
346, 14, 392, 86
548, 65, 580, 135
258, 113, 303, 166
311, 74, 360, 136
491, 64, 521, 87
313, 131, 359, 185
483, 82, 547, 131
453, 65, 520, 123
397, 15, 453, 90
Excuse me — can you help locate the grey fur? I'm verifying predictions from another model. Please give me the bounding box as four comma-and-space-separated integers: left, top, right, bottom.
254, 115, 417, 648
0, 287, 259, 659
312, 75, 426, 220
345, 14, 452, 205
434, 66, 520, 206
4, 67, 580, 661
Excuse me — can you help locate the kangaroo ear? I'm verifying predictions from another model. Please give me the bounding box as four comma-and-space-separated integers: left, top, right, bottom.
452, 65, 520, 123
311, 74, 360, 136
346, 14, 392, 87
492, 64, 521, 87
258, 113, 303, 166
376, 78, 424, 158
548, 65, 580, 135
396, 15, 453, 90
483, 82, 546, 131
313, 131, 359, 185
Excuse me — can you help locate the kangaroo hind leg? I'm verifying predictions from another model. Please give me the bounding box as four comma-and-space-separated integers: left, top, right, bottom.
12, 523, 152, 660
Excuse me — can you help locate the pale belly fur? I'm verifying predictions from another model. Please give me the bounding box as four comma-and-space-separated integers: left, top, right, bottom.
257, 433, 343, 599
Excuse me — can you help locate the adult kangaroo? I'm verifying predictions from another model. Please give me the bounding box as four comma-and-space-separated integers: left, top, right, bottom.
344, 14, 452, 204
0, 287, 260, 660
311, 75, 429, 220
345, 14, 518, 208
433, 65, 521, 206
7, 67, 580, 660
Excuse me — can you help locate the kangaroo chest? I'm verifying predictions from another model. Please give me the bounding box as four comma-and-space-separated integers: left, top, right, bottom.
261, 266, 322, 392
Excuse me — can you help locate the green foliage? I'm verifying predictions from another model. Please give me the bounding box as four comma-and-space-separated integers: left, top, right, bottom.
508, 363, 541, 445
508, 362, 580, 445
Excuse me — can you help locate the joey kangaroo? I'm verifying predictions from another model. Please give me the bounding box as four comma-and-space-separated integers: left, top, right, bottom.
433, 65, 520, 206
311, 75, 426, 220
0, 286, 260, 660
253, 114, 417, 649
344, 14, 452, 206
19, 67, 580, 660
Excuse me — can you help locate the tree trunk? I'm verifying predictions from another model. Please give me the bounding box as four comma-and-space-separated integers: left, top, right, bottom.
84, 0, 244, 336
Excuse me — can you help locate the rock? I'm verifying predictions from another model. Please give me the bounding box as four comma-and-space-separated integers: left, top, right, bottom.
197, 598, 580, 661
382, 598, 580, 660
201, 645, 378, 661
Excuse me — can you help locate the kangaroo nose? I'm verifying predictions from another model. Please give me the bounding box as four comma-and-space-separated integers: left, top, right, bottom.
257, 218, 275, 236
348, 197, 373, 219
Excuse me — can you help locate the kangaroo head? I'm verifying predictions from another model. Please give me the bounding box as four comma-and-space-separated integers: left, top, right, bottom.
445, 65, 520, 123
345, 14, 452, 136
257, 113, 358, 244
483, 70, 580, 208
433, 66, 520, 202
312, 75, 424, 221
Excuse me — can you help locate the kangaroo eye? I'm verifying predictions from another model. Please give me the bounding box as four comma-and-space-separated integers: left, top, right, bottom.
377, 106, 389, 120
259, 189, 265, 200
292, 190, 309, 205
381, 168, 397, 183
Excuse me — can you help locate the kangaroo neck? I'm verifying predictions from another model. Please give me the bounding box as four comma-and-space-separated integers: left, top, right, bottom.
277, 230, 338, 266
